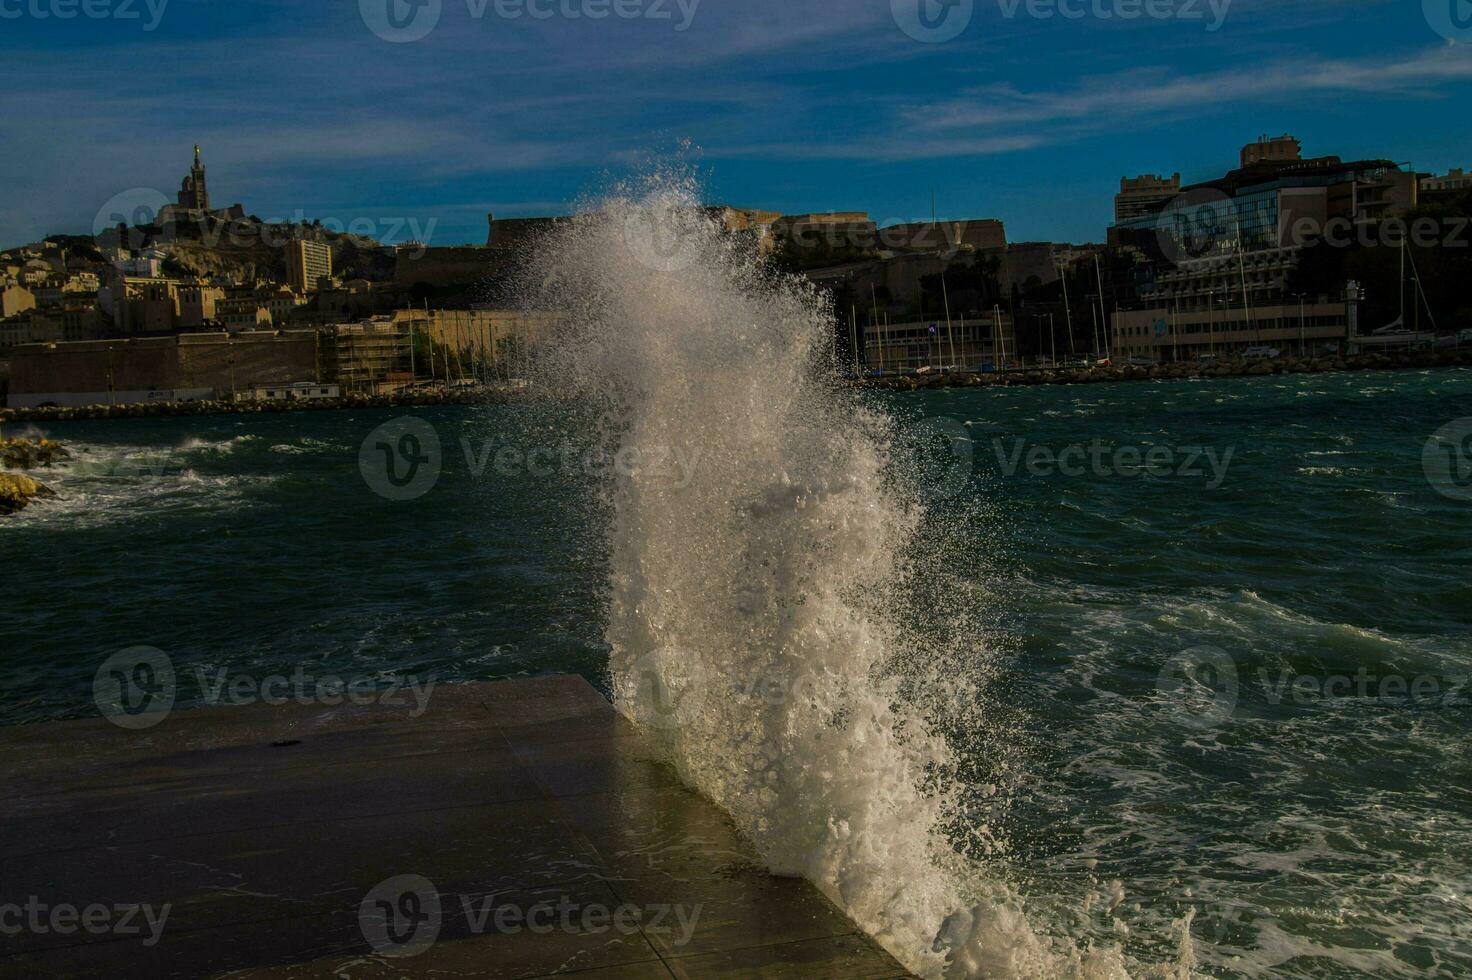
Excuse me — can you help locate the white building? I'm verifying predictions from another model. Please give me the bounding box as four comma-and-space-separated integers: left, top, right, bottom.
234, 381, 341, 402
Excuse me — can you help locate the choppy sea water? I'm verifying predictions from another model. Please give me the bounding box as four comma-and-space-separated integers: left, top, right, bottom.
4, 368, 1471, 977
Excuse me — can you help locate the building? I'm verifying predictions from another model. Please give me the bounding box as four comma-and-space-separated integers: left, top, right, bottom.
155, 145, 247, 225
69, 271, 101, 294
391, 308, 559, 379
861, 312, 1017, 373
879, 219, 1007, 254
287, 240, 333, 293
1107, 138, 1418, 360
1240, 134, 1303, 168
1111, 140, 1418, 254
7, 330, 320, 407
263, 287, 305, 326
1111, 292, 1355, 362
1115, 174, 1182, 223
59, 304, 104, 342
178, 144, 210, 210
108, 246, 167, 279
993, 242, 1101, 291
235, 381, 340, 402
2, 285, 36, 318
485, 213, 573, 249
321, 318, 414, 393
771, 212, 878, 248
35, 273, 99, 307
177, 283, 226, 328
211, 283, 302, 330
217, 291, 273, 331
708, 206, 783, 234
698, 206, 784, 255
394, 245, 503, 289
106, 276, 181, 334
0, 312, 64, 351
310, 278, 387, 319
17, 261, 52, 287
1421, 168, 1472, 195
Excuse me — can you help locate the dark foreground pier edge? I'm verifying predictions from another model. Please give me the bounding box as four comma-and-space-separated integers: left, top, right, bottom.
0, 676, 916, 978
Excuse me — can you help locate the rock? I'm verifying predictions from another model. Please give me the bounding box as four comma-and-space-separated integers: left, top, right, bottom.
0, 437, 70, 470
0, 471, 55, 516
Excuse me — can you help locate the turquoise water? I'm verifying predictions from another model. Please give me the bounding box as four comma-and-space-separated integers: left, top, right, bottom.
4, 368, 1470, 976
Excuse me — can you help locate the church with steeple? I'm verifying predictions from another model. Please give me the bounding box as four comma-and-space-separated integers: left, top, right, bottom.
159, 145, 244, 223
177, 145, 210, 211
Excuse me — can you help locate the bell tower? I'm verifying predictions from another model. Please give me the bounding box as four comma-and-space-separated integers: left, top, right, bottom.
177, 144, 211, 211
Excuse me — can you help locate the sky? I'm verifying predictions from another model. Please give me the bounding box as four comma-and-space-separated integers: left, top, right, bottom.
2, 0, 1470, 248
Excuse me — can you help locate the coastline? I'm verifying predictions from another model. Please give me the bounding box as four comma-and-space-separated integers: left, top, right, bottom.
0, 386, 516, 424
862, 346, 1472, 391
2, 347, 1468, 425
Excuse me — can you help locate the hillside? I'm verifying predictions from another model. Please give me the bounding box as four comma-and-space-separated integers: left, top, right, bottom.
52, 214, 399, 284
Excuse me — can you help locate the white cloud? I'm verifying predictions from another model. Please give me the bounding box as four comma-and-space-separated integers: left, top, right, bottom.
910, 45, 1472, 132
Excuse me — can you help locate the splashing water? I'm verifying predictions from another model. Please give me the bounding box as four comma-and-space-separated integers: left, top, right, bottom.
520, 173, 1175, 979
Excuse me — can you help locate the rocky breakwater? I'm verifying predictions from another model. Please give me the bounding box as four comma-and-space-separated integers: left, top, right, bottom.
0, 387, 511, 425
866, 347, 1472, 392
0, 437, 68, 516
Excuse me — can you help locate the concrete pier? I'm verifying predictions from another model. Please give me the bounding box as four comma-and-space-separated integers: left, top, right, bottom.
0, 676, 913, 978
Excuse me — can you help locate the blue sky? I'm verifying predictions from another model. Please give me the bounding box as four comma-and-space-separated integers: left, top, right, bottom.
2, 0, 1470, 248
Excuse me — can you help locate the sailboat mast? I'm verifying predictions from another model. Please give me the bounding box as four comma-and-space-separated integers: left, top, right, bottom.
1094, 253, 1109, 357
1233, 212, 1255, 342
869, 284, 879, 371
941, 271, 956, 369
1400, 236, 1406, 330
1060, 257, 1075, 357
994, 304, 1003, 370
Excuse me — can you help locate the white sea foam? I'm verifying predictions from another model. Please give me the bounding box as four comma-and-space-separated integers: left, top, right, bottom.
3, 437, 266, 528
520, 173, 1176, 978
178, 434, 260, 454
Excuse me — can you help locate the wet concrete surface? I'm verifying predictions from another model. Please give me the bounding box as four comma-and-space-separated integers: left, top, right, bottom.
0, 676, 913, 978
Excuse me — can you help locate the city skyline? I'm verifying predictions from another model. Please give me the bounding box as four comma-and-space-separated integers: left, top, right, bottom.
3, 0, 1471, 247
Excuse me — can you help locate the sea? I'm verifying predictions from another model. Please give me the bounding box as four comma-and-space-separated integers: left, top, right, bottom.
4, 194, 1470, 978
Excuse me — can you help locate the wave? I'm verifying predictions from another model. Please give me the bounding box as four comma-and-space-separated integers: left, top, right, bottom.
4, 440, 270, 528
1004, 584, 1472, 977
177, 434, 261, 454
520, 172, 1183, 978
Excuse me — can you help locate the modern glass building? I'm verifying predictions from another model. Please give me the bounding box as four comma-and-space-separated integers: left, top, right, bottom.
1111, 160, 1416, 261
